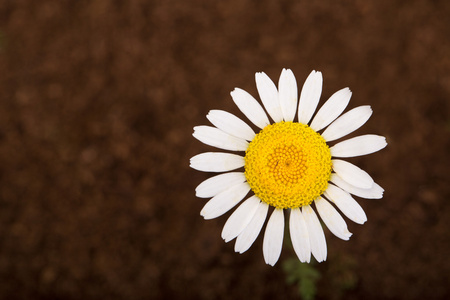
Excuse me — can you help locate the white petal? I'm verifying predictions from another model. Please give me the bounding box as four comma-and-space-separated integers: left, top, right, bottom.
263, 208, 285, 266
330, 173, 384, 199
315, 197, 352, 240
207, 110, 256, 141
310, 88, 352, 131
193, 126, 249, 151
298, 70, 323, 125
235, 201, 269, 253
324, 184, 367, 224
190, 152, 245, 172
321, 105, 373, 142
230, 88, 270, 129
289, 208, 311, 263
332, 159, 374, 189
255, 72, 283, 123
195, 172, 246, 198
278, 69, 298, 122
330, 135, 387, 158
302, 205, 327, 263
222, 195, 260, 242
200, 182, 250, 220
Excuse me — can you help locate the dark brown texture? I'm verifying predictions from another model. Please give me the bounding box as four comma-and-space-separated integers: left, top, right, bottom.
0, 0, 449, 299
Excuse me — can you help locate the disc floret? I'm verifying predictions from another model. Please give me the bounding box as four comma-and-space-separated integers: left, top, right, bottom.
244, 122, 332, 209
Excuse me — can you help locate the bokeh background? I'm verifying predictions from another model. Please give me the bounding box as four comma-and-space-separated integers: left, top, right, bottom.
0, 0, 449, 299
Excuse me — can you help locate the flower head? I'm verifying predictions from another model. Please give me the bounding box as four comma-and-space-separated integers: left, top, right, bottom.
190, 69, 387, 266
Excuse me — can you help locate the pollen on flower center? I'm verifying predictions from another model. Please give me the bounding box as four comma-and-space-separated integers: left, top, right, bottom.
244, 122, 332, 209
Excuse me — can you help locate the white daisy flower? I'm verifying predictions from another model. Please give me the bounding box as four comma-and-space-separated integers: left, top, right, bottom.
190, 69, 387, 266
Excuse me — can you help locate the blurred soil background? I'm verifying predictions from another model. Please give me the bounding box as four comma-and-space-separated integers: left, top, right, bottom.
0, 0, 449, 299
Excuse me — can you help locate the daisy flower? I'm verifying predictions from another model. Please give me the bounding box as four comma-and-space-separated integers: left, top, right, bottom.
190, 69, 387, 266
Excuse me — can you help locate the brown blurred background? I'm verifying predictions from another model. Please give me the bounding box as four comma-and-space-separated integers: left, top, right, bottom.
0, 0, 449, 299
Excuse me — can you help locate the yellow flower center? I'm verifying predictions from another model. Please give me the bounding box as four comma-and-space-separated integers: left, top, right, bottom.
244, 121, 332, 209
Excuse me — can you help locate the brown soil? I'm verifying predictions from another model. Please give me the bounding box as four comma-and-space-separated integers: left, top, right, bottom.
0, 1, 449, 299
